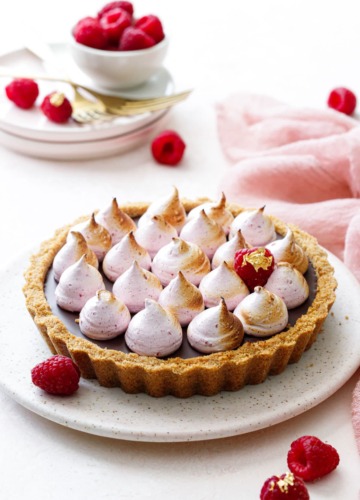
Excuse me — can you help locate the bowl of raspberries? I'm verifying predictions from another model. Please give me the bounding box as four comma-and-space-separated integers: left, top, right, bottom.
71, 1, 168, 90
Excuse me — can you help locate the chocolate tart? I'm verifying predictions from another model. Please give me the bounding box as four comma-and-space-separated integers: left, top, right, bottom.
23, 198, 337, 398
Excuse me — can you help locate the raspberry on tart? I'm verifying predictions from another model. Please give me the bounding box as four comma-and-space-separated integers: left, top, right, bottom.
234, 247, 275, 291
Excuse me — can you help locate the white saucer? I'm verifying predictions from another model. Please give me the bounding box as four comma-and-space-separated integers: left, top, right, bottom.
0, 250, 359, 442
0, 44, 175, 144
0, 109, 168, 160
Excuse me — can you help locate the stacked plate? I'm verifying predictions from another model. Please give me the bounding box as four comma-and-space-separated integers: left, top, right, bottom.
0, 44, 175, 160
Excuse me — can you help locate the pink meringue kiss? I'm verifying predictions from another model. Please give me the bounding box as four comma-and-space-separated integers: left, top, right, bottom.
79, 289, 131, 340
125, 299, 183, 357
230, 206, 276, 246
158, 271, 204, 326
187, 298, 244, 354
69, 213, 112, 261
53, 231, 98, 282
95, 198, 136, 245
264, 262, 309, 309
102, 231, 151, 282
112, 261, 163, 313
55, 255, 105, 312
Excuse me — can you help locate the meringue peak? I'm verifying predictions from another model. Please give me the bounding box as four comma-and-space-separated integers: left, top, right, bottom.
96, 198, 136, 245
266, 228, 309, 274
230, 206, 276, 246
53, 231, 98, 281
138, 187, 186, 231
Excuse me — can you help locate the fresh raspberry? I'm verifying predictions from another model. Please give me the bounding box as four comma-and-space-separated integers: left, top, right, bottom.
151, 130, 186, 166
234, 247, 275, 291
287, 435, 340, 482
5, 78, 39, 109
98, 1, 134, 18
119, 26, 156, 50
40, 92, 73, 123
260, 472, 309, 500
327, 87, 357, 115
31, 355, 80, 396
134, 15, 165, 43
73, 16, 108, 49
99, 7, 131, 44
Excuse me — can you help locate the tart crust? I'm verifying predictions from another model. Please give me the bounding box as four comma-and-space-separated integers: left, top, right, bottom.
23, 199, 337, 398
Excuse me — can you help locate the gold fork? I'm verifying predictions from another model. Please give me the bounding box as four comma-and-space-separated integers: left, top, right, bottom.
0, 67, 192, 122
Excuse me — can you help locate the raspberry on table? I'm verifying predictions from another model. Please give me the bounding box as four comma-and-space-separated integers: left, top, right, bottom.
99, 7, 131, 45
98, 1, 134, 19
260, 472, 309, 499
73, 16, 108, 49
5, 78, 39, 109
31, 355, 80, 396
287, 435, 340, 482
134, 15, 165, 43
119, 26, 156, 50
151, 130, 186, 166
234, 247, 275, 291
327, 87, 357, 115
40, 92, 73, 123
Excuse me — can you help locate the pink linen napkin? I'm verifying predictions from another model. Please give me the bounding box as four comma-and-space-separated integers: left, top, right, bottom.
216, 93, 360, 452
216, 93, 360, 282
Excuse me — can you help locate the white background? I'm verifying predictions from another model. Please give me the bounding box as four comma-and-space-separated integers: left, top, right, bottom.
0, 1, 359, 498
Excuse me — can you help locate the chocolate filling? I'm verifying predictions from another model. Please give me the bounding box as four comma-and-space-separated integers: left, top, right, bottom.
44, 261, 317, 359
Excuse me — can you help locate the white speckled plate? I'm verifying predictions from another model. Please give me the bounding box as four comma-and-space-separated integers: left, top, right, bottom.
0, 45, 174, 144
0, 250, 359, 442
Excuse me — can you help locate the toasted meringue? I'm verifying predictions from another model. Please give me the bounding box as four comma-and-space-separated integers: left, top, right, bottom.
102, 231, 151, 282
112, 261, 163, 313
79, 289, 131, 340
179, 210, 226, 259
199, 261, 249, 310
158, 271, 204, 326
187, 298, 244, 354
125, 299, 183, 357
266, 228, 309, 274
69, 213, 112, 261
187, 193, 235, 235
55, 255, 105, 312
230, 207, 276, 246
134, 215, 178, 258
264, 262, 310, 309
53, 231, 98, 282
151, 237, 211, 286
233, 286, 288, 337
137, 187, 186, 231
212, 230, 247, 269
95, 198, 136, 245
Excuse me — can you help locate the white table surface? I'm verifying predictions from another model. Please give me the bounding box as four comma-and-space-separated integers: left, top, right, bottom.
0, 0, 359, 498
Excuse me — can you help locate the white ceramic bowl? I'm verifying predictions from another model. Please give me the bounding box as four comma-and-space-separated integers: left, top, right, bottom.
69, 37, 169, 90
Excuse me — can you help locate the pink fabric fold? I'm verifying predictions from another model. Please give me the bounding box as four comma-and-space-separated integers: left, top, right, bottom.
216, 93, 360, 281
352, 375, 360, 456
216, 93, 360, 454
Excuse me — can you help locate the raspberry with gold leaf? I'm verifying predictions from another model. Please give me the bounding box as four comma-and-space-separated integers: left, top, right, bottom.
260, 472, 309, 500
234, 247, 275, 291
40, 92, 73, 123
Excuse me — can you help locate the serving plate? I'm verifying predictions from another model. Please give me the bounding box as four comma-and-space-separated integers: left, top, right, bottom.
0, 250, 359, 442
